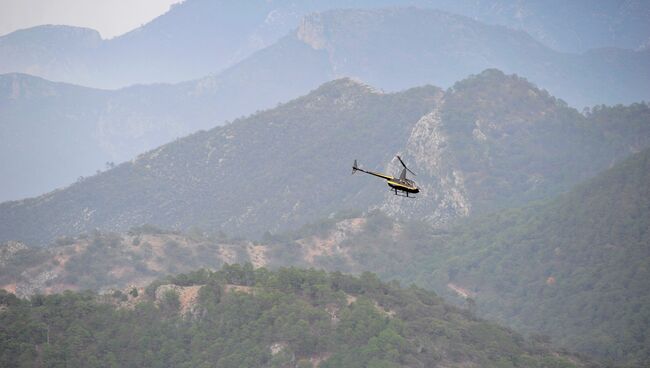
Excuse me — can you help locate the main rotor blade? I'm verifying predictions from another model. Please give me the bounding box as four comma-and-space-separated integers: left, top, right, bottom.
396, 155, 416, 176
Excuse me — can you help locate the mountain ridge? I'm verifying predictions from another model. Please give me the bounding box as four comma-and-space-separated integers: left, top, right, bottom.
3, 6, 650, 200
2, 149, 648, 364
0, 78, 443, 244
2, 0, 649, 88
2, 70, 649, 248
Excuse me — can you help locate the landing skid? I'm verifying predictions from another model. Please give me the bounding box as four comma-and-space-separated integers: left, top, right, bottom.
392, 189, 416, 198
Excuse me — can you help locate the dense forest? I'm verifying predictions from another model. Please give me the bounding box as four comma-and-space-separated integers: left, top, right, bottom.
411, 147, 650, 364
0, 266, 591, 368
281, 148, 650, 365
2, 149, 649, 366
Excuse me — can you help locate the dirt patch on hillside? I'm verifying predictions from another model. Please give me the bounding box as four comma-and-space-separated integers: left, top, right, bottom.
298, 218, 366, 265
447, 283, 475, 299
224, 284, 254, 294
374, 301, 396, 318
309, 352, 332, 367
156, 284, 204, 316
2, 283, 16, 294
247, 244, 268, 268
217, 246, 237, 264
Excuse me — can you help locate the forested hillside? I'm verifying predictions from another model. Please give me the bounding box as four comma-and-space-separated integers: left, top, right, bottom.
4, 5, 650, 200
408, 147, 650, 364
2, 71, 649, 246
3, 149, 648, 365
1, 78, 441, 244
273, 148, 650, 365
0, 266, 591, 368
0, 35, 331, 201
1, 2, 648, 367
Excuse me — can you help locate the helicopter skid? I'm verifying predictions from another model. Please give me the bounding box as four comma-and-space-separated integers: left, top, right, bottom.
391, 191, 417, 198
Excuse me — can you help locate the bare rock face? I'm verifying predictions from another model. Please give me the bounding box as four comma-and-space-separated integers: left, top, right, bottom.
381, 69, 626, 225
0, 241, 29, 266
380, 105, 471, 225
297, 15, 327, 50
155, 284, 204, 317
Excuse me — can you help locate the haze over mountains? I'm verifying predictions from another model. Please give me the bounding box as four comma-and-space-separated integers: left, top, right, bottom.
2, 2, 650, 366
3, 71, 649, 248
2, 0, 648, 88
3, 5, 650, 201
2, 138, 648, 364
0, 78, 441, 244
2, 3, 649, 105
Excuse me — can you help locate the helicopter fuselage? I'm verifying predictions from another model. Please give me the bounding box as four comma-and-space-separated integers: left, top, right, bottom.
387, 179, 419, 193
352, 159, 420, 196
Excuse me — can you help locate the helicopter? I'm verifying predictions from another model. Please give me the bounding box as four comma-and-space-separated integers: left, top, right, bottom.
352, 156, 419, 197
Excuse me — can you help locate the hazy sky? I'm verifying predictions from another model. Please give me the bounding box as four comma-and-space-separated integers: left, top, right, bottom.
0, 0, 184, 39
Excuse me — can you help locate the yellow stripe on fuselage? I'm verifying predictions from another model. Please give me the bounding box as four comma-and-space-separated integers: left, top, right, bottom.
387, 180, 416, 190
366, 170, 394, 180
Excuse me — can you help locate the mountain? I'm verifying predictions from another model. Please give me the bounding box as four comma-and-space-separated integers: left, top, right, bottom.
0, 227, 255, 297
0, 266, 593, 368
410, 147, 650, 364
280, 148, 650, 364
380, 70, 650, 224
4, 6, 649, 200
293, 7, 650, 108
0, 0, 401, 88
0, 1, 288, 88
0, 78, 442, 244
2, 150, 648, 365
2, 0, 648, 88
2, 71, 649, 247
4, 7, 650, 200
436, 0, 650, 53
0, 25, 101, 84
0, 37, 330, 201
0, 74, 109, 201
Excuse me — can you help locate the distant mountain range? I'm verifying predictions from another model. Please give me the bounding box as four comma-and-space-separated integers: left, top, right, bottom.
3, 6, 650, 201
2, 2, 649, 366
0, 33, 331, 201
2, 0, 648, 89
2, 5, 649, 106
291, 7, 650, 107
2, 70, 648, 247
